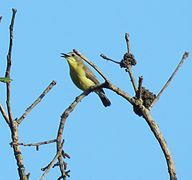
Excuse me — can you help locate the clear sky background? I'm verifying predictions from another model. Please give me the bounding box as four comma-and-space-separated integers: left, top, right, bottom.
0, 1, 191, 180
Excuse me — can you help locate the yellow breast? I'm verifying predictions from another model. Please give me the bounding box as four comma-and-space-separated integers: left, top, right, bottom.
68, 59, 95, 91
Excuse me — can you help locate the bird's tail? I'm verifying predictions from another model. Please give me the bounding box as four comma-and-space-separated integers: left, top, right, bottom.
96, 91, 111, 107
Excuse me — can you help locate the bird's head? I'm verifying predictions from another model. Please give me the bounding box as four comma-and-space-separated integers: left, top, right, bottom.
61, 52, 83, 67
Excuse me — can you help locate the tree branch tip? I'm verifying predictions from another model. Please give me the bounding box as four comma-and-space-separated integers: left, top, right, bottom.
125, 32, 131, 53
100, 53, 107, 59
125, 32, 130, 40
139, 76, 143, 80
52, 80, 57, 85
41, 167, 46, 172
58, 170, 70, 179
183, 51, 189, 58
138, 76, 143, 85
53, 162, 59, 168
100, 53, 120, 65
73, 49, 79, 54
36, 145, 39, 151
150, 51, 190, 109
26, 173, 30, 178
12, 8, 17, 13
65, 170, 71, 177
61, 139, 65, 144
137, 76, 144, 100
62, 150, 71, 159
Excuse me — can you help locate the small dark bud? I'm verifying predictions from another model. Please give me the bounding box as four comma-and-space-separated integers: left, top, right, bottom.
138, 87, 156, 109
120, 53, 137, 68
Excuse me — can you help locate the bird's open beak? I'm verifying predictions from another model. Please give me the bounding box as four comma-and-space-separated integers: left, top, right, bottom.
61, 53, 70, 58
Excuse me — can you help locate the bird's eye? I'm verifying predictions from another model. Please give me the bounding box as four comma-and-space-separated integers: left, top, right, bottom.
72, 53, 75, 57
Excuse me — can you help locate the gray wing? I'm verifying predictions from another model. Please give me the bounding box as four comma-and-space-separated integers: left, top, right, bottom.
83, 64, 100, 85
83, 64, 105, 94
76, 54, 105, 93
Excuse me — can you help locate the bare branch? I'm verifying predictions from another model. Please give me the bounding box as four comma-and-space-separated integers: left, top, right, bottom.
4, 9, 28, 180
99, 41, 179, 179
137, 76, 143, 100
73, 49, 109, 82
107, 82, 177, 180
0, 102, 9, 124
40, 140, 64, 180
62, 150, 71, 159
123, 34, 138, 93
150, 52, 189, 109
126, 65, 138, 93
65, 34, 180, 180
56, 83, 106, 179
13, 139, 57, 150
100, 54, 138, 95
60, 44, 180, 179
125, 32, 131, 53
0, 16, 10, 124
5, 8, 17, 123
100, 54, 120, 65
141, 105, 177, 179
58, 170, 70, 180
17, 80, 56, 125
106, 83, 133, 104
56, 92, 88, 177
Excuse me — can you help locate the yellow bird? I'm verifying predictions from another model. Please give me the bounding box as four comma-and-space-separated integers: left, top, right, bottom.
61, 52, 111, 107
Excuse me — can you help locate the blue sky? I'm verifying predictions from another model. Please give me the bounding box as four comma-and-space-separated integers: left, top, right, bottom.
0, 0, 191, 179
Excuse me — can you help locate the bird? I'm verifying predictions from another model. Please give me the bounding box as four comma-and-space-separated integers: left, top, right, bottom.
61, 52, 111, 107
0, 77, 11, 83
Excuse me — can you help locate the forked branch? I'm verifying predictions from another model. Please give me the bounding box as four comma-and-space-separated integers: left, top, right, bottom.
56, 83, 107, 179
4, 8, 28, 180
72, 47, 179, 180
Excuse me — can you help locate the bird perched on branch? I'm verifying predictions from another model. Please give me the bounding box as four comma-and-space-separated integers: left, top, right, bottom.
61, 52, 111, 107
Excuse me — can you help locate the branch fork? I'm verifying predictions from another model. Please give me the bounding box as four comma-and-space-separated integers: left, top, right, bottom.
0, 10, 189, 180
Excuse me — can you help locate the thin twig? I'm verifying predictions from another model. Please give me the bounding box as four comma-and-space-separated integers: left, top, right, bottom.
17, 80, 56, 125
0, 103, 9, 124
124, 33, 137, 93
58, 170, 70, 180
13, 139, 57, 150
5, 8, 17, 122
0, 16, 10, 124
40, 140, 64, 180
56, 83, 106, 179
62, 150, 71, 159
125, 33, 131, 53
56, 92, 87, 179
100, 54, 120, 65
127, 65, 138, 93
137, 76, 143, 99
5, 9, 28, 180
150, 52, 189, 109
73, 49, 109, 82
